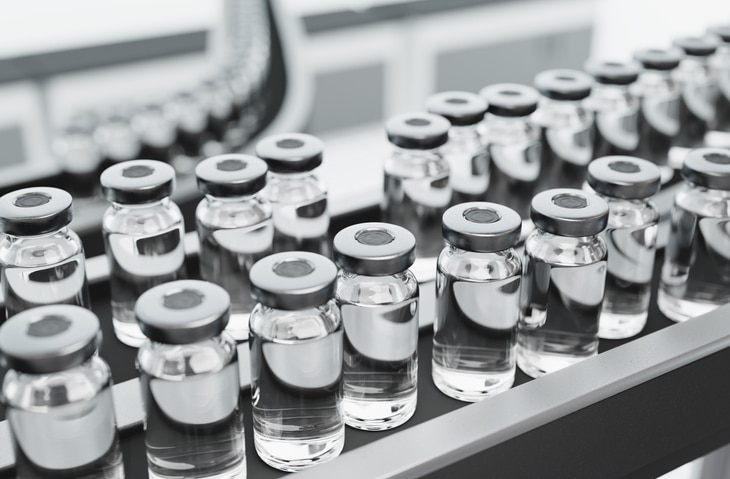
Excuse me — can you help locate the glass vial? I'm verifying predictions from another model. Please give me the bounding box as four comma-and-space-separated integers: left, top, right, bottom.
584, 60, 641, 157
130, 104, 178, 164
196, 154, 273, 341
426, 91, 489, 204
479, 83, 542, 218
532, 69, 595, 189
433, 202, 522, 402
53, 116, 103, 197
672, 37, 719, 147
383, 112, 452, 258
0, 187, 90, 320
517, 188, 609, 378
100, 159, 186, 347
249, 251, 344, 472
632, 48, 683, 183
658, 147, 730, 322
136, 280, 246, 479
708, 26, 730, 131
585, 156, 661, 339
94, 112, 142, 170
255, 133, 331, 256
0, 305, 123, 479
333, 222, 418, 430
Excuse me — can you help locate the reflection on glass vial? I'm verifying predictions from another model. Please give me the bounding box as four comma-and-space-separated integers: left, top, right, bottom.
93, 112, 142, 168
383, 113, 452, 258
196, 154, 273, 341
0, 305, 123, 479
708, 26, 730, 131
53, 117, 103, 197
433, 203, 522, 402
517, 188, 608, 378
479, 83, 542, 218
532, 69, 594, 190
334, 222, 418, 430
249, 252, 344, 472
584, 61, 641, 157
131, 104, 178, 163
586, 157, 660, 339
659, 148, 730, 322
426, 91, 490, 204
100, 160, 186, 347
0, 187, 90, 320
136, 280, 245, 479
672, 37, 719, 147
256, 133, 331, 256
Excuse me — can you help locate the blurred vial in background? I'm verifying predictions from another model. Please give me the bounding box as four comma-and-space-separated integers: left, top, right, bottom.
53, 112, 102, 198
94, 111, 142, 170
131, 104, 179, 164
708, 26, 730, 132
164, 91, 212, 172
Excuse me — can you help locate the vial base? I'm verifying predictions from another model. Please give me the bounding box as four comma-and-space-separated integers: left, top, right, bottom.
253, 428, 344, 472
656, 288, 722, 323
111, 305, 146, 347
149, 462, 245, 479
598, 311, 648, 339
343, 392, 417, 431
431, 362, 514, 402
516, 341, 597, 379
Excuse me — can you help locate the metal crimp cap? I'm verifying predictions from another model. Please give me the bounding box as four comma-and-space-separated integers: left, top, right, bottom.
673, 36, 717, 57
100, 159, 175, 204
587, 156, 661, 199
531, 188, 609, 237
442, 202, 522, 252
196, 154, 268, 197
385, 112, 451, 150
426, 91, 488, 126
681, 148, 730, 191
585, 60, 640, 85
255, 133, 324, 173
479, 83, 540, 117
334, 222, 416, 275
634, 48, 683, 71
0, 187, 73, 236
534, 69, 593, 101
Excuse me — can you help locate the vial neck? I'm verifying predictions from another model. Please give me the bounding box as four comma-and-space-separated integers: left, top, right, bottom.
5, 226, 69, 241
268, 170, 316, 181
112, 198, 168, 209
204, 193, 257, 203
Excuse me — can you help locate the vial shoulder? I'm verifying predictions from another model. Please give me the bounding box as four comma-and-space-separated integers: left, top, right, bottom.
195, 197, 272, 229
524, 230, 607, 266
136, 335, 236, 380
102, 201, 184, 235
673, 186, 730, 219
437, 246, 521, 281
383, 149, 450, 180
0, 229, 86, 267
607, 198, 660, 229
265, 173, 328, 204
532, 103, 593, 130
335, 270, 418, 305
249, 299, 341, 343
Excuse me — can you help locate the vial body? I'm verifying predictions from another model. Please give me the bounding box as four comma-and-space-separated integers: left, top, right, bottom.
336, 270, 418, 430
137, 336, 246, 479
713, 47, 730, 131
517, 230, 607, 378
433, 246, 521, 402
2, 357, 123, 478
442, 125, 489, 204
585, 84, 640, 157
674, 58, 719, 147
103, 199, 186, 347
196, 196, 273, 341
658, 186, 730, 321
249, 299, 344, 472
0, 228, 89, 320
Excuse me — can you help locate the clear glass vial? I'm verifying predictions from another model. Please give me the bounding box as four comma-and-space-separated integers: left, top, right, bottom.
517, 188, 609, 378
94, 112, 142, 169
136, 280, 245, 479
585, 156, 660, 339
659, 147, 730, 322
196, 154, 273, 341
333, 222, 418, 430
433, 202, 522, 402
532, 69, 595, 190
255, 133, 331, 256
0, 305, 123, 479
426, 91, 489, 204
100, 159, 186, 347
708, 26, 730, 131
383, 112, 452, 258
0, 187, 90, 320
584, 60, 641, 157
479, 83, 542, 218
249, 251, 344, 472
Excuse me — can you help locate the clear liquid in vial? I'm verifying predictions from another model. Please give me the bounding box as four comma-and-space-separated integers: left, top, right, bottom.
538, 125, 594, 190
675, 83, 717, 147
271, 196, 330, 256
484, 141, 542, 218
591, 106, 640, 158
636, 93, 680, 181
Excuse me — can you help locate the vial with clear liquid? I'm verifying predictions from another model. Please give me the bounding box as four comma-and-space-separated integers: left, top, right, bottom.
433, 202, 522, 402
131, 104, 178, 163
383, 112, 452, 258
334, 222, 418, 430
479, 83, 542, 218
426, 91, 489, 204
585, 156, 660, 339
0, 187, 90, 320
196, 154, 273, 341
532, 69, 595, 190
94, 112, 142, 169
136, 280, 246, 479
256, 133, 331, 256
517, 188, 608, 378
708, 26, 730, 131
658, 148, 730, 322
100, 159, 186, 347
249, 251, 344, 472
0, 305, 123, 479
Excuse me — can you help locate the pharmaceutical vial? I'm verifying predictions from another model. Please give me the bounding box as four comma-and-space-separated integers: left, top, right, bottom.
584, 60, 641, 157
100, 159, 186, 347
517, 188, 608, 378
256, 133, 331, 256
426, 91, 489, 203
249, 251, 344, 472
0, 305, 123, 479
0, 187, 90, 320
586, 156, 660, 339
131, 104, 178, 163
334, 222, 418, 430
433, 202, 522, 402
164, 91, 211, 157
632, 48, 682, 182
136, 280, 245, 479
708, 26, 730, 131
659, 148, 730, 322
479, 83, 542, 218
532, 69, 595, 189
94, 112, 142, 169
383, 112, 451, 258
53, 117, 103, 197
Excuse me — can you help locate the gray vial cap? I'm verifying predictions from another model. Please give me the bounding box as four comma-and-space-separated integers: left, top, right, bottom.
100, 159, 175, 204
0, 187, 73, 236
196, 154, 268, 197
334, 222, 416, 275
442, 202, 522, 252
385, 113, 451, 150
255, 133, 324, 173
587, 156, 661, 199
426, 91, 488, 126
681, 148, 730, 191
531, 188, 609, 237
